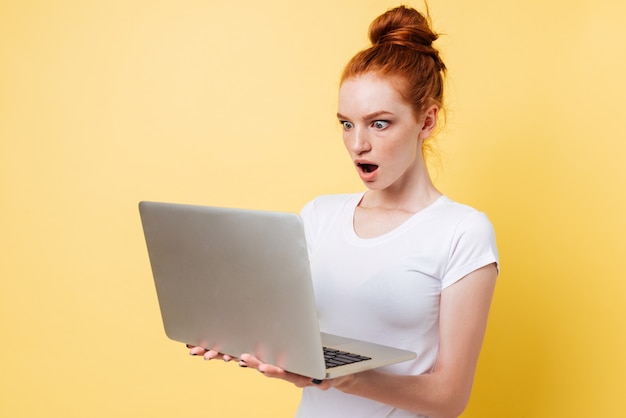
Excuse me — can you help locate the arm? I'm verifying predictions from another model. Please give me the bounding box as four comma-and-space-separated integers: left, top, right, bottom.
241, 263, 498, 417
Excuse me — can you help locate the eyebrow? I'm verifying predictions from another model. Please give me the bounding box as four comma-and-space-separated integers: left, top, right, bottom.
336, 110, 394, 121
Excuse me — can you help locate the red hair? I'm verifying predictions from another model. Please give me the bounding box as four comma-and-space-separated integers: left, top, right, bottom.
341, 5, 446, 118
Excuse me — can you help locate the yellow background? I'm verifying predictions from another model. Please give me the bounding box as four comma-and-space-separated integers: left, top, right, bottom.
2, 0, 625, 416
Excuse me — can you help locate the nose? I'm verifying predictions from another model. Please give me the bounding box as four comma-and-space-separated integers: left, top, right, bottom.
345, 126, 371, 155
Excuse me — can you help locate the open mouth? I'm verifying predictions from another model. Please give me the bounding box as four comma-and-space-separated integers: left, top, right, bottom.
358, 163, 379, 173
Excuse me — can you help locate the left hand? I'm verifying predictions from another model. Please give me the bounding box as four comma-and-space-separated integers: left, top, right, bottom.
238, 353, 353, 391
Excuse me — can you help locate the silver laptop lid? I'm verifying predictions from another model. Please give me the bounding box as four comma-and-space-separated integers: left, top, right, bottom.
139, 201, 327, 379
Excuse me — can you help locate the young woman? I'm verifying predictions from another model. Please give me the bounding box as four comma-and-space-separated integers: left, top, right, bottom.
191, 5, 499, 417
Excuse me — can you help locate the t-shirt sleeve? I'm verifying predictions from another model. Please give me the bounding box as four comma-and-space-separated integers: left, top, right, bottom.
441, 210, 499, 289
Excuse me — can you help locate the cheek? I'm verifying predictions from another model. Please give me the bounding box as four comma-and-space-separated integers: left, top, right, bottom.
342, 133, 350, 149
386, 140, 419, 166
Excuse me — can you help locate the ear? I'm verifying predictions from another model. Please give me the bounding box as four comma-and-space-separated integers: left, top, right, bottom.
418, 105, 439, 140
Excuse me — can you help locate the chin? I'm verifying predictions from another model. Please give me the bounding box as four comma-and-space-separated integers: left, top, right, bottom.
361, 181, 387, 191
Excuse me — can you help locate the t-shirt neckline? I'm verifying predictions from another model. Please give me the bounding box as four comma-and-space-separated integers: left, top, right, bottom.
345, 192, 449, 244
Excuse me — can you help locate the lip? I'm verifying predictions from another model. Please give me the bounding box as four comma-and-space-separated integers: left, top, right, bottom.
355, 160, 379, 182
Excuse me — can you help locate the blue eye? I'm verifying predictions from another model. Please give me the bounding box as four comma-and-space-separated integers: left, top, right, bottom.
341, 121, 354, 130
372, 120, 389, 129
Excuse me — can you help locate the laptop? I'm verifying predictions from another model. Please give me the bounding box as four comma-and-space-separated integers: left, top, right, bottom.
139, 201, 416, 380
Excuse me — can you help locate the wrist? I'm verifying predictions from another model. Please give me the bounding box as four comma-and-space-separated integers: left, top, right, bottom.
334, 370, 366, 394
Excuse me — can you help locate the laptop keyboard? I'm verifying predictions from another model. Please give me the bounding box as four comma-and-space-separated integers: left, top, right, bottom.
323, 347, 371, 369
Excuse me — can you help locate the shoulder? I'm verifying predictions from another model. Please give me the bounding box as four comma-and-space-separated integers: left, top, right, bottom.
434, 196, 484, 217
431, 197, 495, 235
435, 197, 499, 286
300, 193, 362, 221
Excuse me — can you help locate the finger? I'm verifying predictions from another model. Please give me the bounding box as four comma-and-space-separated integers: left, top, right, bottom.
203, 349, 222, 361
189, 346, 208, 356
309, 375, 349, 391
238, 353, 263, 369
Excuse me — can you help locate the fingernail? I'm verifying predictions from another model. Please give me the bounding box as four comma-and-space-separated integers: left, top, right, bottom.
238, 362, 247, 368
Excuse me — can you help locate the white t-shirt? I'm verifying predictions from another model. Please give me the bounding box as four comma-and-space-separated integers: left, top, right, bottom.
295, 193, 499, 418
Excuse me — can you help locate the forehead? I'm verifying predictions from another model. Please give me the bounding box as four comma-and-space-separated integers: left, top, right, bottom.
338, 74, 410, 117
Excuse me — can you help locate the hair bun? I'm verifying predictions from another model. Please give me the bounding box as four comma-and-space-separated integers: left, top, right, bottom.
368, 6, 443, 69
373, 26, 437, 49
369, 5, 436, 45
341, 5, 446, 114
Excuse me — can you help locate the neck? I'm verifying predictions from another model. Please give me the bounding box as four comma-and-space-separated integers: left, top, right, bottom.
361, 168, 441, 213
